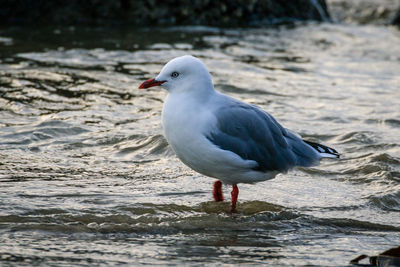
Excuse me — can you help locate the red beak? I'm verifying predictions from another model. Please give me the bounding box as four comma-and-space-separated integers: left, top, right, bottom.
138, 78, 166, 89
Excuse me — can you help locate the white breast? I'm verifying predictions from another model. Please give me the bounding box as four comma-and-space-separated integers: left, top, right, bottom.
162, 93, 213, 166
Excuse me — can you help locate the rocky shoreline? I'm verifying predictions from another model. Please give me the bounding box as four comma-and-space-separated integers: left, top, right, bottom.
1, 0, 330, 26
1, 0, 399, 27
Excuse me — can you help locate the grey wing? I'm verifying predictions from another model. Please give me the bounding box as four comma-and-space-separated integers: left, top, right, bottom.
207, 102, 319, 172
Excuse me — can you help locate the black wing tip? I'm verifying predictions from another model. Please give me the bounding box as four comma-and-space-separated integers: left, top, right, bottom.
303, 140, 340, 158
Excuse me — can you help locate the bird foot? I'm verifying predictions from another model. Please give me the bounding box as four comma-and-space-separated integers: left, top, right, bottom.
213, 182, 239, 214
230, 184, 239, 213
213, 180, 224, 202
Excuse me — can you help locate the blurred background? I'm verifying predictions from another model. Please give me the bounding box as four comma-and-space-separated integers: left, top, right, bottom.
0, 0, 399, 266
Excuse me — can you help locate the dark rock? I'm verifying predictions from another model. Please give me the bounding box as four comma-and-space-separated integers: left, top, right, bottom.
392, 8, 400, 25
350, 246, 400, 266
0, 0, 330, 27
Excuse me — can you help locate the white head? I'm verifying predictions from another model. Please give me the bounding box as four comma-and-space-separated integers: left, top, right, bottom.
139, 55, 214, 95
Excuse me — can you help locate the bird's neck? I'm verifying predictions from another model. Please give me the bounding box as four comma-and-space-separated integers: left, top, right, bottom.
168, 80, 215, 103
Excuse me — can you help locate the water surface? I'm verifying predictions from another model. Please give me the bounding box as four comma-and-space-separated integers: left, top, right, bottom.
0, 24, 399, 266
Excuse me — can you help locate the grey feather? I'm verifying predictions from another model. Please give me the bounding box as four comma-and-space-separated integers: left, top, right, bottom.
207, 101, 320, 172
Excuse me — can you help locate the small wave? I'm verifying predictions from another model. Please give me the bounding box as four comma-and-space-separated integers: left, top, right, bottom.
336, 152, 399, 184
336, 131, 377, 145
384, 118, 400, 128
0, 120, 89, 147
341, 163, 385, 176
309, 217, 400, 232
18, 49, 117, 68
369, 153, 400, 165
216, 84, 289, 97
114, 134, 172, 159
0, 201, 293, 234
118, 201, 285, 216
3, 206, 398, 238
368, 192, 400, 212
365, 118, 400, 128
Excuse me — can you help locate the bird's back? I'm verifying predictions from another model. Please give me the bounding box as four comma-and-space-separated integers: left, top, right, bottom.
207, 94, 322, 173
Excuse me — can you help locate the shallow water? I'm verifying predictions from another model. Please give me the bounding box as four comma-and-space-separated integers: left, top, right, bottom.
0, 24, 399, 266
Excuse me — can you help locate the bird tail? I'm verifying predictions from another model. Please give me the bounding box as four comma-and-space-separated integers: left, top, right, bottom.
303, 140, 340, 159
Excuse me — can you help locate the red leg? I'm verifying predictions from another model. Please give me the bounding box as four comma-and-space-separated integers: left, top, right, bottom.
230, 184, 239, 213
213, 180, 224, 202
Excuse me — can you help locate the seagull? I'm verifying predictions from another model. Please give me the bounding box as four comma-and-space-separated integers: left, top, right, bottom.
139, 55, 339, 213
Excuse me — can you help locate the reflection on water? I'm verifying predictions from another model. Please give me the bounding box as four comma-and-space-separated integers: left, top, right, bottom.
0, 24, 399, 266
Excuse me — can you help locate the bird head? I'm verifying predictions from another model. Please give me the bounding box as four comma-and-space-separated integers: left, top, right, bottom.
139, 55, 213, 94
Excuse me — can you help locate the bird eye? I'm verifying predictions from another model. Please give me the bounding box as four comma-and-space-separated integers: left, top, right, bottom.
171, 71, 179, 78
